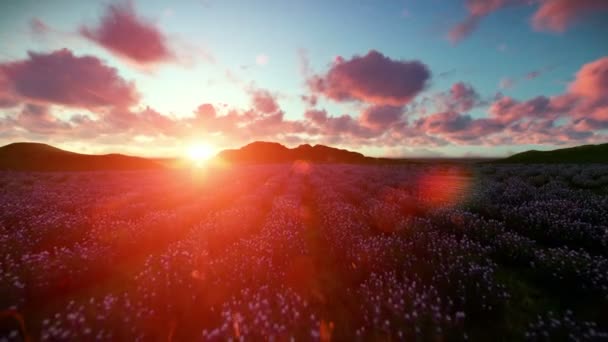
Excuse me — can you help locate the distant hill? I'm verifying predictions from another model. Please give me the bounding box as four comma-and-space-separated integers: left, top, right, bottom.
0, 142, 164, 171
217, 141, 403, 164
497, 143, 608, 164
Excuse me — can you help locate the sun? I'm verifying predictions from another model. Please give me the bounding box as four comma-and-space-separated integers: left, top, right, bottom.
186, 143, 216, 165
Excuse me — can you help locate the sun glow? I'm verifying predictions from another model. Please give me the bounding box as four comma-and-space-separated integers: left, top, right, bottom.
186, 143, 216, 165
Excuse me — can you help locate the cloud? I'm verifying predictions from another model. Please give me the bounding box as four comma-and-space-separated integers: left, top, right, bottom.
502, 119, 599, 145
4, 55, 606, 152
80, 2, 174, 65
414, 111, 504, 143
303, 109, 328, 125
192, 104, 240, 134
308, 111, 361, 135
428, 81, 481, 112
568, 56, 608, 104
416, 111, 473, 134
301, 94, 318, 107
303, 105, 418, 144
561, 56, 608, 129
359, 105, 404, 130
0, 48, 139, 109
29, 18, 50, 35
500, 66, 554, 90
489, 95, 560, 123
309, 50, 430, 106
410, 56, 607, 146
304, 109, 376, 139
0, 73, 19, 108
448, 16, 481, 43
532, 0, 608, 32
449, 0, 520, 43
477, 56, 608, 144
190, 102, 309, 142
250, 89, 280, 114
448, 82, 479, 111
449, 0, 608, 43
15, 104, 71, 134
4, 105, 184, 139
466, 0, 518, 16
103, 106, 180, 135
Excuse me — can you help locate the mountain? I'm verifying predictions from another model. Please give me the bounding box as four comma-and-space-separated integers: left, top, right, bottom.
497, 143, 608, 164
217, 141, 397, 164
0, 142, 164, 171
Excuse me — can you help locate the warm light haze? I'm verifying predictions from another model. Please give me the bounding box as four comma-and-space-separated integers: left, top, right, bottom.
1, 1, 608, 341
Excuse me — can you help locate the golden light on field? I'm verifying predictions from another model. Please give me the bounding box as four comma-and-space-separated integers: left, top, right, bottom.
186, 143, 216, 166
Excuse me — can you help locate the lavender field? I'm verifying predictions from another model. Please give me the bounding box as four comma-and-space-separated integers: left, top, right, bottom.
1, 164, 608, 341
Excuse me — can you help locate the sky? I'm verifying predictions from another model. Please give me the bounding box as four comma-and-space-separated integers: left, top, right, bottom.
0, 0, 607, 158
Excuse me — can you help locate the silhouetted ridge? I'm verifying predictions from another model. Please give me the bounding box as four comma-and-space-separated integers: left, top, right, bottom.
218, 141, 392, 164
497, 143, 608, 164
0, 142, 164, 171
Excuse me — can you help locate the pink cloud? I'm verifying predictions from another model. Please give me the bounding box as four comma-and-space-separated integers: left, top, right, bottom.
411, 82, 600, 145
194, 103, 217, 121
559, 56, 608, 129
301, 94, 318, 107
304, 109, 377, 139
192, 104, 241, 134
189, 102, 311, 142
466, 0, 516, 16
498, 66, 554, 90
29, 18, 50, 35
104, 106, 180, 135
309, 50, 430, 106
568, 56, 608, 104
4, 55, 607, 151
414, 111, 504, 144
428, 81, 481, 113
532, 0, 608, 32
81, 2, 174, 65
446, 119, 505, 143
303, 109, 328, 126
318, 114, 361, 135
449, 0, 521, 43
250, 89, 279, 114
0, 73, 19, 108
8, 105, 183, 139
449, 82, 479, 111
244, 111, 307, 137
478, 56, 608, 145
416, 111, 473, 134
489, 95, 558, 124
15, 104, 71, 135
449, 0, 608, 43
359, 105, 404, 130
0, 49, 139, 109
448, 16, 482, 43
503, 120, 597, 145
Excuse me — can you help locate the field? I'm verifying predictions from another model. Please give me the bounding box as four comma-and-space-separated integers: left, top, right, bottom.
1, 164, 607, 341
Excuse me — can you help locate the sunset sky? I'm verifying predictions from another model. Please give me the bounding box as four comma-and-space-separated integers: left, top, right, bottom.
1, 0, 607, 158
